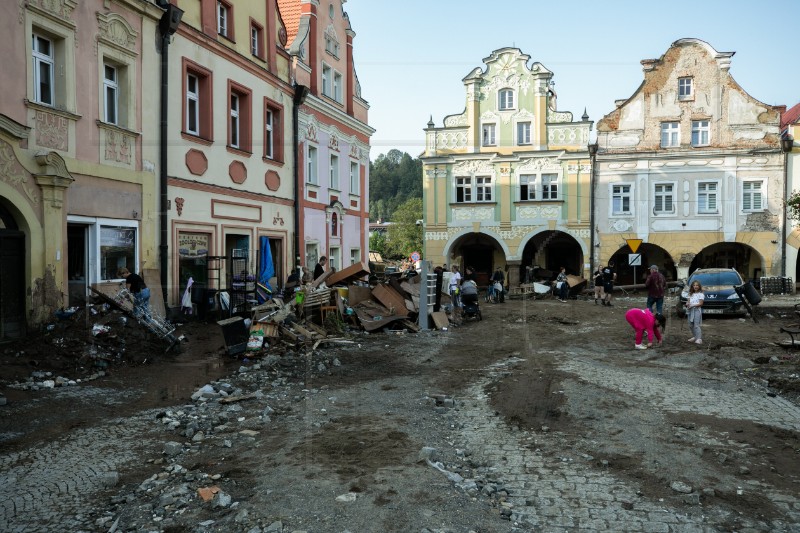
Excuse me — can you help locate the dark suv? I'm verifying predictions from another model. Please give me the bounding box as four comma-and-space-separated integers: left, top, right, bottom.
677, 268, 746, 317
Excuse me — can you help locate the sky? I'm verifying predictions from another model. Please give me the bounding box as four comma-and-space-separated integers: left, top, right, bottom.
344, 0, 800, 161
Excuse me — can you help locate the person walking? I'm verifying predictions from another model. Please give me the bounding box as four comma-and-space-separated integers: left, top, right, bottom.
555, 266, 569, 302
601, 260, 616, 306
645, 264, 667, 315
593, 266, 605, 305
625, 308, 666, 350
686, 280, 705, 345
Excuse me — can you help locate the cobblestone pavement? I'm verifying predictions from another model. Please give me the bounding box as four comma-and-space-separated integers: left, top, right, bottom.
0, 389, 163, 532
453, 355, 800, 532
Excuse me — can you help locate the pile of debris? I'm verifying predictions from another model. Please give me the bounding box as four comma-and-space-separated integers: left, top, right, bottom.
216, 261, 428, 357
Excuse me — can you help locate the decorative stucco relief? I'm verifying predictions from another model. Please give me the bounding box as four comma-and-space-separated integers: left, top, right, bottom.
453, 159, 494, 175
444, 113, 467, 127
25, 0, 77, 21
0, 140, 39, 207
435, 130, 467, 150
303, 116, 318, 142
516, 156, 560, 172
103, 129, 132, 164
547, 109, 573, 123
548, 126, 585, 145
452, 206, 493, 221
517, 205, 559, 220
35, 109, 68, 151
96, 12, 138, 56
610, 219, 632, 232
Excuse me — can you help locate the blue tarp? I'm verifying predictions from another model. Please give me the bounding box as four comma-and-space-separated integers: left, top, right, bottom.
257, 236, 274, 304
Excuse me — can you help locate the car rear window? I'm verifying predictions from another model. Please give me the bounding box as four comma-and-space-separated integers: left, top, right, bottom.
692, 272, 742, 287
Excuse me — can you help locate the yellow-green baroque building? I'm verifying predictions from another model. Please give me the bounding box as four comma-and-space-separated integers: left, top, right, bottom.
421, 47, 592, 287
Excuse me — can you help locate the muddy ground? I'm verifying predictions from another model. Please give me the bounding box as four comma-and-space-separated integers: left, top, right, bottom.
1, 291, 800, 531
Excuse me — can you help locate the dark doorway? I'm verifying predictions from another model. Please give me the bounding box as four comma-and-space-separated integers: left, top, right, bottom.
0, 232, 25, 338
462, 244, 493, 286
67, 224, 88, 306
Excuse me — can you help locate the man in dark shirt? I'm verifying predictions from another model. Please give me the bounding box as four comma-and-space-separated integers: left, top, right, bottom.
118, 267, 150, 316
313, 256, 328, 280
601, 260, 616, 307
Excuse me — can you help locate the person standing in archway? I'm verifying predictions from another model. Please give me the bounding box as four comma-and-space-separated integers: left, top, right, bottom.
645, 264, 667, 315
601, 260, 616, 307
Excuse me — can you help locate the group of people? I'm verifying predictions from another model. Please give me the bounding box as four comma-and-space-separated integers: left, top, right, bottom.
623, 263, 706, 349
446, 265, 506, 310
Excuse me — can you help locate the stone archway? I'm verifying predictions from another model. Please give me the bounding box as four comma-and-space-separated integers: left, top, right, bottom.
689, 242, 763, 285
607, 243, 678, 286
447, 231, 506, 287
519, 230, 584, 283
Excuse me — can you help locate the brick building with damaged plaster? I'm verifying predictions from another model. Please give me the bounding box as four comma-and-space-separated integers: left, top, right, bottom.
594, 38, 787, 285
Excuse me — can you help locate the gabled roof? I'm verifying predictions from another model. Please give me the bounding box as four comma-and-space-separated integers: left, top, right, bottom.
277, 0, 302, 45
782, 102, 800, 130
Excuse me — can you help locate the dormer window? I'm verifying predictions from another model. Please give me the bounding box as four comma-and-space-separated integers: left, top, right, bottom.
499, 89, 514, 110
678, 77, 693, 101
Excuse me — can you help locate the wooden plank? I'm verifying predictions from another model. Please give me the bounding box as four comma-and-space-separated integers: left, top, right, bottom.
431, 311, 449, 330
291, 323, 318, 339
311, 269, 334, 288
347, 285, 373, 306
399, 319, 420, 333
326, 261, 370, 286
303, 321, 329, 337
371, 284, 409, 316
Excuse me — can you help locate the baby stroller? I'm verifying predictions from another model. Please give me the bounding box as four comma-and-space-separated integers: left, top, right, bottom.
462, 293, 482, 321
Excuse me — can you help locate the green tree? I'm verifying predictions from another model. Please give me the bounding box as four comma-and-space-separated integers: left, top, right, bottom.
369, 150, 422, 222
369, 230, 387, 256
384, 198, 423, 259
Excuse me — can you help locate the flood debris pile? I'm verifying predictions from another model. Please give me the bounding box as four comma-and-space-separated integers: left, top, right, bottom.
0, 302, 183, 388
220, 270, 427, 358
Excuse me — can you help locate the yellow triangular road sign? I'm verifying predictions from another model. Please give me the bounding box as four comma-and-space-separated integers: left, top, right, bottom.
626, 239, 643, 253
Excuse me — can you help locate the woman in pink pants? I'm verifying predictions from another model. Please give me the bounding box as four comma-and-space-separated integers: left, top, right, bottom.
625, 308, 666, 350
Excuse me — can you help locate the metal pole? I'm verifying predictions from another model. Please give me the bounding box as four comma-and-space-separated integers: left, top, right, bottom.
418, 260, 430, 330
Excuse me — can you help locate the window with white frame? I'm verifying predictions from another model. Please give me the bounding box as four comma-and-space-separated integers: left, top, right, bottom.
742, 180, 764, 212
612, 184, 632, 215
230, 93, 240, 148
499, 88, 514, 110
517, 121, 531, 145
520, 175, 536, 201
661, 122, 680, 148
350, 161, 359, 195
100, 225, 137, 281
306, 145, 318, 185
329, 247, 340, 270
183, 60, 213, 140
250, 22, 264, 58
482, 123, 496, 146
678, 77, 693, 100
350, 248, 360, 265
325, 35, 339, 58
654, 183, 675, 214
322, 64, 332, 98
330, 154, 339, 189
476, 176, 492, 202
265, 108, 274, 159
542, 173, 558, 200
333, 71, 342, 103
217, 1, 230, 37
691, 120, 710, 147
103, 64, 118, 125
264, 100, 282, 162
697, 182, 718, 214
32, 33, 55, 106
186, 73, 200, 135
455, 176, 472, 203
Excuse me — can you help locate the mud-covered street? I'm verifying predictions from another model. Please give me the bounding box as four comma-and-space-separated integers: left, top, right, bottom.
2, 293, 800, 532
